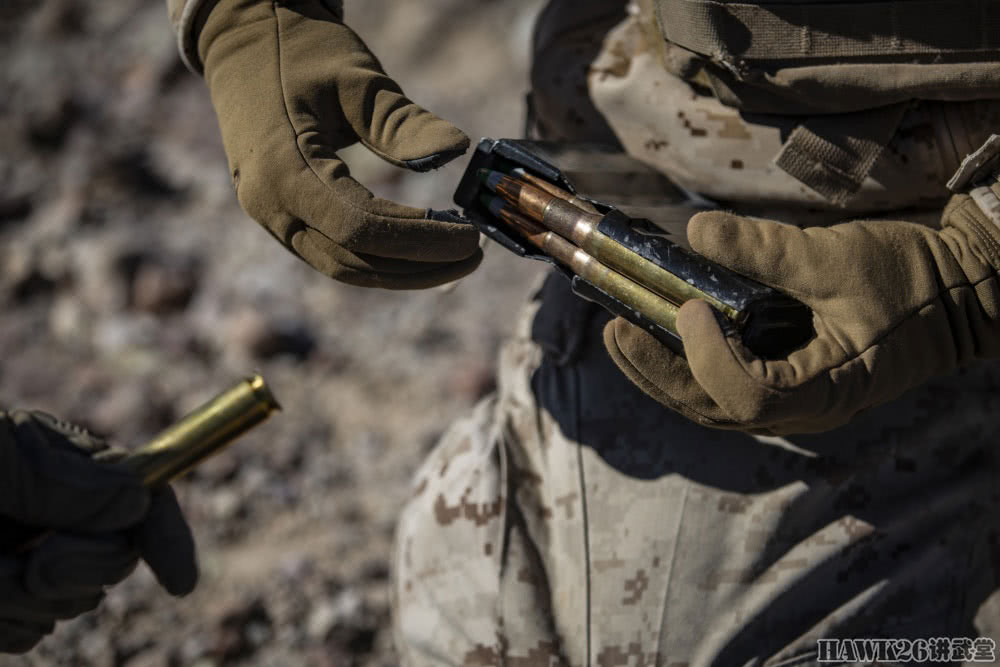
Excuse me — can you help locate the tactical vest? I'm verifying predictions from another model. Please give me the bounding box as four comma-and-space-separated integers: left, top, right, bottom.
647, 0, 1000, 113
638, 0, 1000, 205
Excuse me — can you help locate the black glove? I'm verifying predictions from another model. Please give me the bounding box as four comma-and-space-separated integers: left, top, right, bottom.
0, 411, 198, 653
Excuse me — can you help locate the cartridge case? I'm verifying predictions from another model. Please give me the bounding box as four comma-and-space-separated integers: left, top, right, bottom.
511, 168, 599, 213
486, 196, 679, 334
546, 199, 742, 321
122, 374, 281, 487
458, 140, 814, 357
485, 168, 742, 321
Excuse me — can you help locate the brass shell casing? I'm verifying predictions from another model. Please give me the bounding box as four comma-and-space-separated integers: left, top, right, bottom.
122, 374, 281, 487
512, 169, 599, 213
491, 172, 743, 323
571, 247, 680, 334
501, 181, 553, 223
493, 200, 679, 333
9, 375, 281, 553
539, 198, 740, 320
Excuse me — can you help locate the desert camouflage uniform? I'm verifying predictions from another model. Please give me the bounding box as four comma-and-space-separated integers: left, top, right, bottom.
393, 2, 1000, 666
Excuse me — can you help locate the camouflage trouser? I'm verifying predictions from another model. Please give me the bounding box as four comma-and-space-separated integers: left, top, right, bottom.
393, 7, 1000, 667
394, 272, 1000, 667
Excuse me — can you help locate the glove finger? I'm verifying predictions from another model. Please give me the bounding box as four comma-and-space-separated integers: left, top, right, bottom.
0, 414, 149, 532
677, 299, 842, 430
291, 160, 482, 262
293, 229, 483, 288
0, 618, 53, 654
281, 15, 469, 169
0, 557, 102, 622
132, 487, 197, 597
676, 300, 778, 426
24, 534, 138, 599
26, 411, 107, 455
602, 318, 739, 428
687, 211, 837, 296
239, 156, 482, 265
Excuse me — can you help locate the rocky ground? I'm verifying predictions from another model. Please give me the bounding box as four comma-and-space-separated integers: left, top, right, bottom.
0, 1, 548, 664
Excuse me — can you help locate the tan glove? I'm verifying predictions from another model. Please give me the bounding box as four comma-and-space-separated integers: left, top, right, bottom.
196, 0, 482, 288
604, 194, 1000, 434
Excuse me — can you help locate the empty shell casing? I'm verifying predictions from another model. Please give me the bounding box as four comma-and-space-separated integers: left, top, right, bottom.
6, 374, 281, 553
122, 373, 281, 487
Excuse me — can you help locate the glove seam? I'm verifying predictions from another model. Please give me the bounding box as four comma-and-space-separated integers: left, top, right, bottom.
358, 138, 410, 170
270, 3, 434, 234
957, 207, 1000, 268
176, 0, 222, 74
724, 271, 998, 397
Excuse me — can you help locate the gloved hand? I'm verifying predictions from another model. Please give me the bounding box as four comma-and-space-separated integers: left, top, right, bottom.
604, 194, 1000, 434
196, 0, 483, 288
0, 411, 197, 653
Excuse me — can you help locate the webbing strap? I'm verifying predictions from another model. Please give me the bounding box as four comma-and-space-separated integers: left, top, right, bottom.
656, 0, 1000, 63
948, 135, 1000, 232
774, 103, 908, 206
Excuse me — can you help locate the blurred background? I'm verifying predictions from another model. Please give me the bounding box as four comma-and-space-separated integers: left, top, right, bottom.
1, 0, 548, 664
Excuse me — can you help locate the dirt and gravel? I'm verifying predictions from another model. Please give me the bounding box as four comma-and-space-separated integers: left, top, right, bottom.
0, 1, 548, 664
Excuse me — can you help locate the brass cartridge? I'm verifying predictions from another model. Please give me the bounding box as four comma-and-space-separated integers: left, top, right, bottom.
484, 196, 679, 334
480, 169, 740, 322
122, 373, 281, 487
6, 375, 281, 553
509, 168, 599, 213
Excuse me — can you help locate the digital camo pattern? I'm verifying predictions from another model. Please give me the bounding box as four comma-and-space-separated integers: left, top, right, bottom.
393, 287, 588, 667
393, 3, 1000, 666
587, 11, 1000, 216
395, 273, 1000, 667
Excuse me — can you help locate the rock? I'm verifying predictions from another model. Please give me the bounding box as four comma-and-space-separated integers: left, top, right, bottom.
2, 244, 63, 304
92, 314, 161, 356
116, 250, 200, 315
413, 325, 459, 354
449, 362, 497, 401
226, 308, 316, 361
131, 258, 200, 314
113, 636, 156, 666
25, 0, 83, 39
209, 488, 245, 522
212, 598, 273, 662
179, 635, 212, 665
358, 559, 390, 583
265, 432, 307, 474
0, 193, 32, 225
89, 375, 175, 438
328, 618, 377, 657
49, 293, 92, 344
194, 448, 240, 483
26, 93, 79, 151
0, 1, 38, 34
277, 553, 316, 584
239, 466, 270, 499
101, 149, 182, 200
120, 646, 171, 667
78, 631, 113, 665
73, 237, 130, 313
11, 268, 57, 303
306, 588, 378, 658
305, 601, 338, 642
